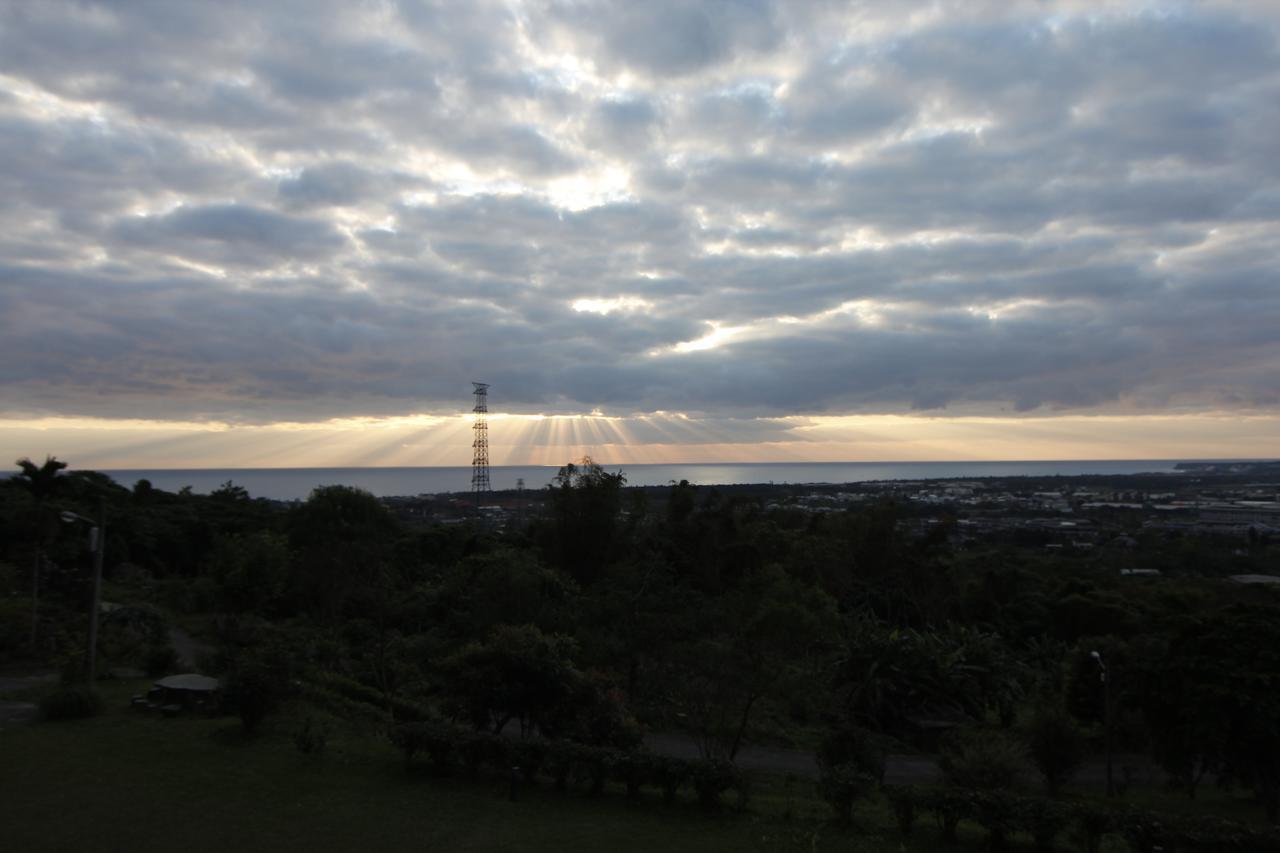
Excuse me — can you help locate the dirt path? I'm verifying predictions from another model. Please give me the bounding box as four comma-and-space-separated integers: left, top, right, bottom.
643, 731, 940, 783
642, 731, 1152, 788
168, 626, 213, 669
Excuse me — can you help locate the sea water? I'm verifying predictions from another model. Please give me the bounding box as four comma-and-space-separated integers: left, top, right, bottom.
95, 460, 1202, 501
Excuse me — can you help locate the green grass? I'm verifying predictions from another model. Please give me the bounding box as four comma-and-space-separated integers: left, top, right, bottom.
0, 679, 995, 853
1, 679, 1257, 853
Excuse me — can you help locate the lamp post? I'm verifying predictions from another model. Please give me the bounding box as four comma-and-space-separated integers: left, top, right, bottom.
61, 498, 105, 683
1091, 650, 1115, 797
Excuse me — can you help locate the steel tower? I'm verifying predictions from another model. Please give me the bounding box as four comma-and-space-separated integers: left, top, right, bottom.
471, 382, 491, 504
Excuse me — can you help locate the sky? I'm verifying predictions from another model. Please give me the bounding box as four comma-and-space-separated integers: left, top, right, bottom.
2, 0, 1279, 469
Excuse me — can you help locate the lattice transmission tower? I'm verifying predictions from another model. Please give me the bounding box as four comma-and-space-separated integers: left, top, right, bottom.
471, 382, 491, 505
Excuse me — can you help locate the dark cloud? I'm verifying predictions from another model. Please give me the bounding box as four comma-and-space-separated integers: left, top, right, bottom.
0, 0, 1278, 427
111, 204, 349, 267
542, 0, 783, 77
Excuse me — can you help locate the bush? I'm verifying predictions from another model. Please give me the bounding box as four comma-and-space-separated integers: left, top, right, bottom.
939, 727, 1026, 791
652, 756, 691, 803
882, 785, 1279, 853
970, 790, 1018, 850
511, 740, 548, 784
1016, 797, 1075, 852
292, 716, 328, 758
1074, 804, 1118, 853
1026, 702, 1087, 795
817, 724, 885, 824
389, 722, 426, 766
818, 762, 875, 824
546, 740, 576, 792
222, 641, 295, 735
144, 643, 181, 677
306, 670, 432, 723
690, 758, 739, 810
39, 685, 104, 721
563, 743, 610, 794
921, 788, 968, 843
458, 729, 507, 775
608, 750, 655, 799
883, 785, 918, 837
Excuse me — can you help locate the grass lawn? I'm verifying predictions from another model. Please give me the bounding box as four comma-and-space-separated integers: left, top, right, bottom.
4, 679, 1259, 852
0, 680, 869, 853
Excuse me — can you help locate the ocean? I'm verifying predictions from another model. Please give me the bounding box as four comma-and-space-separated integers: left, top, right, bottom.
94, 460, 1205, 501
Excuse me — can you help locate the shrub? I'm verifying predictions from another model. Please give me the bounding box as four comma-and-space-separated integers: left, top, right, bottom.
690, 758, 739, 810
1171, 814, 1280, 853
608, 750, 655, 799
571, 743, 610, 795
511, 740, 548, 784
1026, 702, 1087, 795
144, 643, 181, 677
1016, 797, 1075, 852
293, 716, 327, 758
387, 721, 459, 772
818, 762, 875, 824
546, 740, 576, 792
922, 788, 968, 844
423, 727, 459, 772
939, 727, 1026, 791
817, 724, 885, 824
1117, 808, 1173, 853
222, 642, 295, 735
1074, 804, 1118, 853
39, 685, 104, 721
817, 724, 886, 783
652, 756, 691, 803
389, 723, 425, 766
970, 790, 1017, 850
458, 729, 506, 775
883, 785, 918, 837
306, 670, 432, 723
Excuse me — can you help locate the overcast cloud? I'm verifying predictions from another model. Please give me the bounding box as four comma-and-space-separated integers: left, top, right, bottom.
2, 0, 1279, 448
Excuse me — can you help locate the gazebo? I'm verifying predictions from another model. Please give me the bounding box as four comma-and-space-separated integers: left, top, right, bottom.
135, 673, 220, 716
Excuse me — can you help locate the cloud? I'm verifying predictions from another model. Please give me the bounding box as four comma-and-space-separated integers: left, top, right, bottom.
111, 204, 349, 267
0, 0, 1278, 444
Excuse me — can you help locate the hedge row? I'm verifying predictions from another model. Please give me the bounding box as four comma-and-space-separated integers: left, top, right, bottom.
388, 721, 745, 809
305, 671, 433, 722
882, 785, 1280, 853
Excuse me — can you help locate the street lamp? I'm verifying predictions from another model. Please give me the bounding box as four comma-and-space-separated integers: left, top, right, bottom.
1091, 650, 1115, 797
61, 499, 105, 683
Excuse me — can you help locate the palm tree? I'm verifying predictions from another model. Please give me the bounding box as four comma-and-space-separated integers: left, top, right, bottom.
15, 455, 67, 650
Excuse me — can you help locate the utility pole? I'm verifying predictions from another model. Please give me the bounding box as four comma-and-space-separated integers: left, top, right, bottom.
87, 497, 105, 682
62, 500, 106, 682
1091, 650, 1115, 797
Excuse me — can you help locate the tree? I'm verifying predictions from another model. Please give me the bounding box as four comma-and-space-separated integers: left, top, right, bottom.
426, 548, 574, 641
14, 455, 66, 650
576, 556, 690, 704
209, 532, 289, 618
541, 458, 626, 585
667, 567, 837, 760
287, 485, 399, 621
1145, 605, 1280, 820
438, 624, 582, 736
835, 619, 971, 736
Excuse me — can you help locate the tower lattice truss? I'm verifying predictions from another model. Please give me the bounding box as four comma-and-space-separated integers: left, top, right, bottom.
471, 382, 490, 496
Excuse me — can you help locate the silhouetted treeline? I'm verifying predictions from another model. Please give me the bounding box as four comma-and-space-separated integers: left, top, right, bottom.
4, 456, 1279, 822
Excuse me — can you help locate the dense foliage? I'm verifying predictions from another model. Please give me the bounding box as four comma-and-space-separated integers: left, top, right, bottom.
4, 455, 1280, 834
